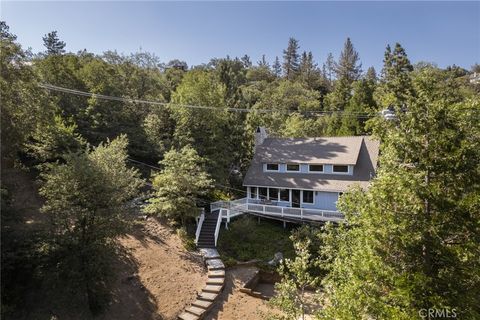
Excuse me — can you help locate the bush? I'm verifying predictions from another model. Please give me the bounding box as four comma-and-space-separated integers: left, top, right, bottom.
176, 227, 196, 251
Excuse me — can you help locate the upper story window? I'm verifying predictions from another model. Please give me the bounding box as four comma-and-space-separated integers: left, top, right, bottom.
266, 163, 279, 171
333, 165, 349, 173
286, 164, 300, 172
308, 164, 324, 173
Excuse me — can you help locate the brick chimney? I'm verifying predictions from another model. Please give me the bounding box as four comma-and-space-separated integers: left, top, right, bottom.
254, 127, 267, 152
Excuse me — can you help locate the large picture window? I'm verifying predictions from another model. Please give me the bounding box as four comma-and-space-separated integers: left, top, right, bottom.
333, 165, 349, 173
302, 190, 314, 204
259, 187, 268, 199
266, 163, 279, 171
280, 189, 289, 202
250, 187, 257, 199
268, 188, 279, 201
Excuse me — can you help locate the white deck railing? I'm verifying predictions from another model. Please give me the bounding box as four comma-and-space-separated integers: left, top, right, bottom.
210, 197, 344, 223
194, 210, 205, 244
214, 208, 224, 246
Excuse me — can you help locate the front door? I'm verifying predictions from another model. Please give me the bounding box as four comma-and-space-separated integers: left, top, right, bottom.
292, 190, 301, 208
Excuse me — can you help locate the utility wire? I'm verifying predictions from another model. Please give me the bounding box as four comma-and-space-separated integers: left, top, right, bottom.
39, 83, 375, 118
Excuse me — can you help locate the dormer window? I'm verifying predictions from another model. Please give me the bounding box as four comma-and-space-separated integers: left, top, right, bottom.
333, 165, 349, 173
266, 163, 279, 171
286, 164, 300, 172
308, 164, 324, 173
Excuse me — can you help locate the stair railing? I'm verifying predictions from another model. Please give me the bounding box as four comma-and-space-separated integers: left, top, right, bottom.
195, 209, 205, 245
214, 208, 224, 247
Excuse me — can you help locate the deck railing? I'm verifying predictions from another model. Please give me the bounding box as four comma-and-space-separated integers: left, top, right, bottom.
210, 197, 344, 223
194, 209, 205, 244
214, 208, 224, 246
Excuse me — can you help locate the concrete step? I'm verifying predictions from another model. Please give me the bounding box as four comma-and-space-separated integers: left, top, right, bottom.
178, 311, 199, 320
185, 306, 205, 317
200, 248, 220, 259
192, 298, 213, 310
206, 259, 225, 270
203, 284, 223, 294
208, 269, 225, 278
206, 277, 224, 285
197, 291, 218, 302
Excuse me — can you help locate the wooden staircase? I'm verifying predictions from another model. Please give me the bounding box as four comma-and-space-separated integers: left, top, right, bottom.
196, 211, 219, 248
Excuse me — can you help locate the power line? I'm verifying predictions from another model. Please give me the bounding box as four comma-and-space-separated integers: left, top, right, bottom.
39, 83, 375, 118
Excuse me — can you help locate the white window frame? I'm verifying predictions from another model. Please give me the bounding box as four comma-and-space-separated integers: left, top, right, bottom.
332, 165, 350, 174
302, 190, 314, 204
265, 163, 280, 172
286, 163, 300, 172
308, 164, 324, 173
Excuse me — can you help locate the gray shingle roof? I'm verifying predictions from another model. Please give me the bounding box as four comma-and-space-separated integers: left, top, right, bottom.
243, 136, 380, 192
256, 136, 364, 165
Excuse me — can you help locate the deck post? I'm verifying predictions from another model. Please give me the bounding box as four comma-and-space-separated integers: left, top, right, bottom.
283, 220, 286, 229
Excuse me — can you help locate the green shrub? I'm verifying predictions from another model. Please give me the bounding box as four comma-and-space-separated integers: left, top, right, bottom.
176, 227, 196, 251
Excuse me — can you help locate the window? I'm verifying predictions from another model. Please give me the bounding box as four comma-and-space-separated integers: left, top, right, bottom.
259, 187, 268, 199
333, 165, 349, 173
286, 164, 300, 172
266, 163, 279, 171
280, 189, 289, 202
250, 187, 257, 199
268, 188, 278, 201
303, 190, 314, 204
309, 164, 324, 172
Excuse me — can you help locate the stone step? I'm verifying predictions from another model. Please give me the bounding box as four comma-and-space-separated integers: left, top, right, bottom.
206, 259, 225, 270
203, 284, 223, 294
185, 305, 206, 317
192, 299, 213, 310
206, 277, 224, 285
200, 248, 220, 259
208, 269, 225, 278
178, 311, 199, 320
197, 291, 218, 302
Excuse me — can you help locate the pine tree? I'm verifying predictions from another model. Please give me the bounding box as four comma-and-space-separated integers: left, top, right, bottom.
366, 66, 377, 82
241, 54, 252, 68
42, 31, 66, 55
272, 56, 282, 77
282, 37, 300, 80
381, 43, 414, 104
334, 37, 362, 84
323, 52, 335, 83
258, 54, 269, 67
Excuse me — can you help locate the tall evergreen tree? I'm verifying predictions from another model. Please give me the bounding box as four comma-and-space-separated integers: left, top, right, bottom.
241, 54, 252, 68
334, 37, 362, 84
323, 52, 335, 83
282, 37, 300, 80
42, 31, 66, 55
381, 43, 415, 104
258, 54, 269, 67
366, 66, 377, 82
272, 56, 282, 77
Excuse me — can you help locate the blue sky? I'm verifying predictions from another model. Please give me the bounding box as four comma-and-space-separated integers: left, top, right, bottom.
2, 1, 479, 71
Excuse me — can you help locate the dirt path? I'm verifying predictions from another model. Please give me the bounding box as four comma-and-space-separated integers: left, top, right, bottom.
204, 266, 280, 320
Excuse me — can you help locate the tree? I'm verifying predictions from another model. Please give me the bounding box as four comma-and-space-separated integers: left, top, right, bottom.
39, 135, 143, 313
322, 52, 335, 83
143, 146, 213, 225
271, 235, 320, 320
380, 43, 414, 105
366, 66, 377, 82
320, 69, 480, 319
272, 56, 282, 77
334, 38, 362, 84
258, 54, 269, 67
299, 51, 321, 89
241, 54, 252, 68
283, 38, 300, 80
42, 31, 66, 55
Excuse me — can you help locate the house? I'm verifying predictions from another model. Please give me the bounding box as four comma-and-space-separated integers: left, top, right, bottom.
200, 128, 380, 247
242, 127, 380, 214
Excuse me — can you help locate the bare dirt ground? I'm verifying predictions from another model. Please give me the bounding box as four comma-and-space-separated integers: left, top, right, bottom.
100, 218, 208, 320
204, 266, 281, 320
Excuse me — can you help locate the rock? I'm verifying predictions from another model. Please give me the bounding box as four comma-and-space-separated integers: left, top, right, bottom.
268, 252, 283, 266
